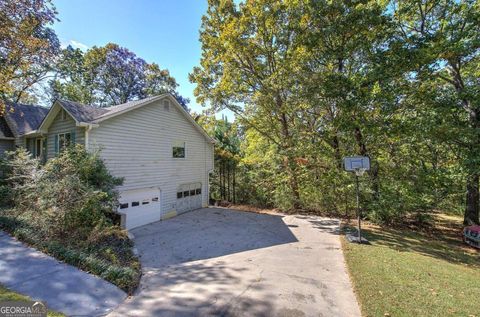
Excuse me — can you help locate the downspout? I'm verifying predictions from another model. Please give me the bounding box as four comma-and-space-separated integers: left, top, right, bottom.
77, 122, 99, 150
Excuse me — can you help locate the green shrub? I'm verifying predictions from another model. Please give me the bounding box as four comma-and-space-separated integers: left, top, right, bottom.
0, 146, 140, 293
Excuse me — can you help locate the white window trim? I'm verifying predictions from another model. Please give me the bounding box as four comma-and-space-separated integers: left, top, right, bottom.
57, 132, 71, 152
172, 141, 186, 159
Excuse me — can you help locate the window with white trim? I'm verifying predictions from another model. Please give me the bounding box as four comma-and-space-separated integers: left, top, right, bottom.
173, 141, 185, 158
57, 132, 71, 152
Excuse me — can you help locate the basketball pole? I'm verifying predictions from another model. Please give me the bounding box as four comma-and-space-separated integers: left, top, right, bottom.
355, 172, 362, 243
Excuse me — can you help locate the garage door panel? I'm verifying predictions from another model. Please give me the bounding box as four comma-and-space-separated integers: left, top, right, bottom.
118, 188, 161, 230
177, 182, 202, 214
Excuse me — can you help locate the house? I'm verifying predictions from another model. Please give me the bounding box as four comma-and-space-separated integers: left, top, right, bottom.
0, 102, 50, 158
1, 94, 215, 229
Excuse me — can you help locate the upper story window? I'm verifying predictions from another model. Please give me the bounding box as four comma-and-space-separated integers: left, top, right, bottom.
58, 132, 71, 152
173, 141, 185, 158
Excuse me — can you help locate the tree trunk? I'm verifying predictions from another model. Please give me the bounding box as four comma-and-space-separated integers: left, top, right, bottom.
354, 126, 379, 199
464, 173, 479, 225
227, 160, 230, 202
220, 160, 225, 200
277, 96, 301, 209
332, 133, 342, 169
448, 60, 480, 225
286, 158, 302, 209
464, 109, 480, 225
223, 160, 227, 200
233, 164, 237, 204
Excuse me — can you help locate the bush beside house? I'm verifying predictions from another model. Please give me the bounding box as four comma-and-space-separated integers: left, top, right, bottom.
0, 146, 140, 294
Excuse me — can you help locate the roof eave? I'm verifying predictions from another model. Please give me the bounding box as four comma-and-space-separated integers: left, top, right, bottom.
92, 94, 170, 123
77, 122, 99, 128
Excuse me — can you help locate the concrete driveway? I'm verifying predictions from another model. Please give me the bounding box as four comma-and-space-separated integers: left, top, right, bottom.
110, 208, 360, 317
0, 231, 126, 316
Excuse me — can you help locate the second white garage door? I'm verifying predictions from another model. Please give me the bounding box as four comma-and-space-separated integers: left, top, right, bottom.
118, 187, 161, 230
177, 182, 202, 214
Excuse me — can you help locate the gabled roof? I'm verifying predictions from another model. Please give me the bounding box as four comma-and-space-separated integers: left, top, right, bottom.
91, 94, 169, 123
3, 102, 49, 137
0, 116, 14, 139
57, 100, 109, 122
39, 94, 215, 143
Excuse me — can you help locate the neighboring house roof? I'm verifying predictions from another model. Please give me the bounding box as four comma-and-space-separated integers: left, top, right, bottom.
3, 102, 49, 137
0, 116, 14, 139
39, 94, 215, 143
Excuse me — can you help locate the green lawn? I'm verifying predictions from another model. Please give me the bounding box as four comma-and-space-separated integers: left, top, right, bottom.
342, 214, 480, 317
0, 284, 64, 317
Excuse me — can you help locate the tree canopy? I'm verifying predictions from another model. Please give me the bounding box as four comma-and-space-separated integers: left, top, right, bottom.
0, 0, 188, 110
49, 43, 188, 108
192, 0, 480, 225
0, 0, 59, 110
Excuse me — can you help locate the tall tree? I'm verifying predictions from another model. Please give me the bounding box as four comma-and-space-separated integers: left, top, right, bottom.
0, 0, 59, 110
191, 0, 308, 207
191, 0, 392, 209
392, 0, 480, 224
49, 43, 188, 108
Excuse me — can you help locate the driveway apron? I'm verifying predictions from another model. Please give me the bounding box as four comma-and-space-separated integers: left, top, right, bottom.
110, 208, 360, 317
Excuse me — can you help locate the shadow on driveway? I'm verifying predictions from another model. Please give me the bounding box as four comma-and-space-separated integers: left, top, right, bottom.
133, 208, 299, 268
110, 208, 360, 317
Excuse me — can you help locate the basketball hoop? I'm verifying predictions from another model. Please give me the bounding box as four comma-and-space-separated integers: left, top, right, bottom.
343, 156, 371, 244
354, 167, 367, 177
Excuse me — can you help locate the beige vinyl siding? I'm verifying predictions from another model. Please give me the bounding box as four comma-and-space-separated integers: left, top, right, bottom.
15, 136, 25, 148
46, 110, 85, 159
88, 99, 214, 217
0, 139, 14, 156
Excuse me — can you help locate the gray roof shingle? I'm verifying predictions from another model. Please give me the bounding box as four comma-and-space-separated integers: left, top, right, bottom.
56, 95, 167, 123
4, 103, 49, 136
0, 116, 14, 138
93, 95, 164, 122
57, 100, 110, 122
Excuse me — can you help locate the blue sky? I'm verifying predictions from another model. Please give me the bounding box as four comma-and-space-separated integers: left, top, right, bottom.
52, 0, 218, 116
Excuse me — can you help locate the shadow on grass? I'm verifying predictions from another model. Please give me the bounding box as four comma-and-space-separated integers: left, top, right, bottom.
360, 216, 479, 267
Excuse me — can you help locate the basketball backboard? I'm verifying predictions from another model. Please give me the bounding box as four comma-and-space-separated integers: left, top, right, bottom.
343, 156, 370, 172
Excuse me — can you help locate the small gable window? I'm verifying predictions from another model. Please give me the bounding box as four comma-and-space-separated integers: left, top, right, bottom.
173, 141, 185, 158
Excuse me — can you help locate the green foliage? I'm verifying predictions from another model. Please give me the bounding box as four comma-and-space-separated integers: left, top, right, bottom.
0, 146, 140, 293
49, 43, 182, 107
0, 0, 59, 107
193, 0, 479, 224
38, 145, 123, 232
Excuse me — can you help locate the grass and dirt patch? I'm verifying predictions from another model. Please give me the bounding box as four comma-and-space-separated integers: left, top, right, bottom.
342, 213, 480, 317
0, 284, 64, 316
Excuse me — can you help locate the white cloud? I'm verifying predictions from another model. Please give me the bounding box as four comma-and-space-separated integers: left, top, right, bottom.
60, 39, 89, 51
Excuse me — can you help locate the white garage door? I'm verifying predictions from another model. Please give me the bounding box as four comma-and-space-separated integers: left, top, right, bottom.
118, 188, 161, 230
177, 182, 202, 214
